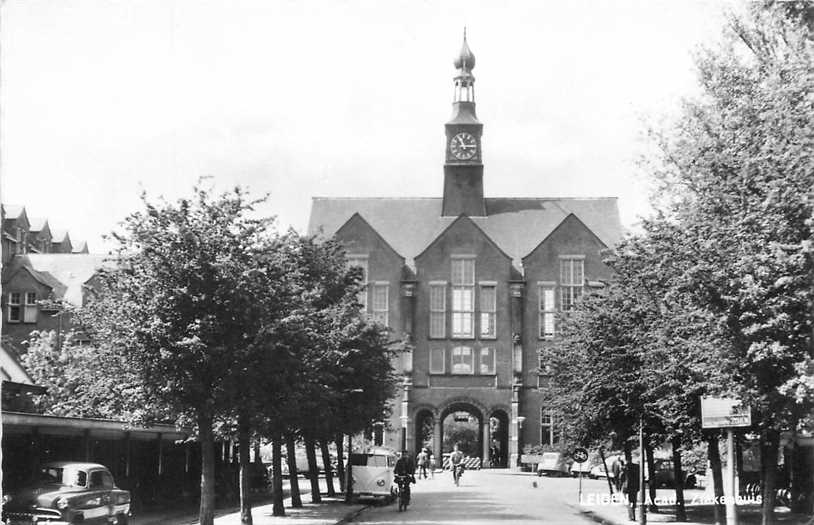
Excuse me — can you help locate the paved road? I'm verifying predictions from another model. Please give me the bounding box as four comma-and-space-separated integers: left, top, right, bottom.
348, 469, 601, 524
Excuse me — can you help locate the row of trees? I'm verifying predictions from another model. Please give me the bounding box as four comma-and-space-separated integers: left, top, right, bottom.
542, 3, 812, 525
23, 184, 398, 525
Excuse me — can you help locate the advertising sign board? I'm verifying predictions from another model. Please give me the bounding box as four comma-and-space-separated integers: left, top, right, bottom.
701, 397, 751, 429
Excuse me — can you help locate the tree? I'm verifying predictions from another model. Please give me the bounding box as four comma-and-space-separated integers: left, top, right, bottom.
644, 4, 813, 521
21, 329, 165, 422
81, 183, 277, 525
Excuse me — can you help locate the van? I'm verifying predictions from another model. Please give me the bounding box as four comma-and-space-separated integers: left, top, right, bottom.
349, 449, 396, 501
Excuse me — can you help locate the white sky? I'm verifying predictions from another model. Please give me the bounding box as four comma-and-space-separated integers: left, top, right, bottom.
1, 0, 734, 253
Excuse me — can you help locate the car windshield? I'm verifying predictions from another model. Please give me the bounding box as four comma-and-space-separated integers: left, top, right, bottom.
38, 467, 64, 485
350, 454, 389, 467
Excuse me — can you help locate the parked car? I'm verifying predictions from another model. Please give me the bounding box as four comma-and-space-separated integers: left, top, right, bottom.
2, 461, 131, 525
348, 449, 396, 501
651, 458, 699, 489
589, 454, 623, 480
536, 452, 572, 477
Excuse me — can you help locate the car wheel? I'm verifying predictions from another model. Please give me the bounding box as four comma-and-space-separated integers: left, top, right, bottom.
116, 514, 129, 525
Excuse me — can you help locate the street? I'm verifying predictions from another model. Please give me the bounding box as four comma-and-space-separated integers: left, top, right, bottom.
348, 469, 602, 524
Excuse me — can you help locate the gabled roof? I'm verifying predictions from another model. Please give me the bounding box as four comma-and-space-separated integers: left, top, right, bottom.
308, 197, 623, 269
2, 205, 25, 220
28, 217, 50, 234
2, 204, 29, 230
4, 254, 115, 305
415, 214, 513, 262
72, 241, 89, 254
51, 229, 71, 243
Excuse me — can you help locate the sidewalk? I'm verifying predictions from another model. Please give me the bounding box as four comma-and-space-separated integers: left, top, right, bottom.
132, 481, 367, 525
578, 501, 812, 525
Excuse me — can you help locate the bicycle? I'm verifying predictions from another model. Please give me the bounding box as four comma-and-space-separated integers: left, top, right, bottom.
394, 474, 411, 511
452, 463, 464, 486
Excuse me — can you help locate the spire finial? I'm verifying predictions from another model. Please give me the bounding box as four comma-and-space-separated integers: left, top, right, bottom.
453, 28, 475, 71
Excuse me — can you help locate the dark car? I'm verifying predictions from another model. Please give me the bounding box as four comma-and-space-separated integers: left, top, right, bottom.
651, 458, 698, 489
2, 461, 131, 524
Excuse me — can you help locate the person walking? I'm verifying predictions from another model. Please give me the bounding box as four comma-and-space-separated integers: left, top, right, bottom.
416, 448, 429, 479
428, 452, 436, 478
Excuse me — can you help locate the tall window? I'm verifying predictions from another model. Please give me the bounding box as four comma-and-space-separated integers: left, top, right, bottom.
451, 258, 475, 338
560, 258, 584, 311
537, 355, 552, 389
429, 283, 447, 338
479, 284, 496, 338
347, 255, 369, 312
430, 348, 445, 374
451, 346, 474, 374
371, 283, 389, 326
541, 409, 558, 446
480, 347, 496, 374
538, 284, 556, 338
7, 293, 21, 323
24, 292, 38, 323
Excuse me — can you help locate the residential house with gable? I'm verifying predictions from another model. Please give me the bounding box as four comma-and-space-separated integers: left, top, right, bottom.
1, 204, 98, 354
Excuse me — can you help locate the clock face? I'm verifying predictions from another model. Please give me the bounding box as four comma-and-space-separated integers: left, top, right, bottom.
450, 132, 478, 160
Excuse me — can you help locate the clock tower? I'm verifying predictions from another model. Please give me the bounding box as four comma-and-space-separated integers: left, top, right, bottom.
442, 29, 486, 217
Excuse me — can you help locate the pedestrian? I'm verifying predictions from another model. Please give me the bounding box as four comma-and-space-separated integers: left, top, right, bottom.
619, 460, 640, 521
416, 448, 429, 479
428, 452, 436, 478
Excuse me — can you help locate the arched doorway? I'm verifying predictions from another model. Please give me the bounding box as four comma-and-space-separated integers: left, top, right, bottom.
440, 401, 485, 463
488, 410, 510, 468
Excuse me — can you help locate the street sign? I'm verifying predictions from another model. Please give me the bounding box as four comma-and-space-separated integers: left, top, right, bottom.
701, 397, 752, 429
572, 447, 589, 463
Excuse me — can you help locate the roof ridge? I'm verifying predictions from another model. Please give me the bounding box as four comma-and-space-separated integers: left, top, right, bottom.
312, 196, 441, 200
311, 196, 617, 201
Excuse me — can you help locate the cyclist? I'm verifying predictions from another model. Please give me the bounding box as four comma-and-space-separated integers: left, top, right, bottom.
393, 449, 415, 510
449, 444, 465, 486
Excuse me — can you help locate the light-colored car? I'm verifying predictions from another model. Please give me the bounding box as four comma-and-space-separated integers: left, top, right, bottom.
589, 454, 623, 480
2, 461, 130, 525
570, 454, 600, 477
349, 449, 396, 501
536, 452, 572, 477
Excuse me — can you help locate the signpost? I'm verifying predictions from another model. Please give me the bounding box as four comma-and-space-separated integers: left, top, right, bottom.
701, 397, 752, 525
572, 447, 589, 503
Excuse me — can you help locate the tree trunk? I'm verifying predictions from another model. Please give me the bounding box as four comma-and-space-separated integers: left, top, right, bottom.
335, 434, 345, 493
760, 429, 779, 525
344, 434, 354, 503
320, 439, 336, 497
708, 433, 725, 525
253, 441, 262, 465
271, 436, 285, 516
285, 434, 302, 508
671, 435, 687, 522
598, 447, 614, 496
645, 441, 658, 512
198, 413, 216, 525
238, 420, 253, 524
624, 440, 636, 521
304, 437, 321, 503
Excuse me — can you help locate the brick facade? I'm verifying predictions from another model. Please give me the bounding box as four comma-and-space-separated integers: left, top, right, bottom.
308, 35, 623, 467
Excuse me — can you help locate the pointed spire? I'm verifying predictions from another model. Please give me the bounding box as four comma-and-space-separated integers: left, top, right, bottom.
454, 27, 476, 71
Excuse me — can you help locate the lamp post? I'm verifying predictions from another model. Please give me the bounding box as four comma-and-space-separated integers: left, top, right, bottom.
400, 415, 408, 452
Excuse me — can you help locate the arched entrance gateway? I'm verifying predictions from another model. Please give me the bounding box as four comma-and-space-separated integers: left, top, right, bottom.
411, 400, 510, 469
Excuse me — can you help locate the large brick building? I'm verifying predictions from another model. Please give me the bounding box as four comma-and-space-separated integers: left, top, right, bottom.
308, 34, 624, 467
